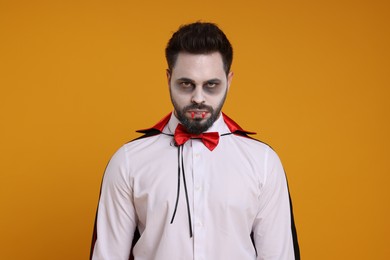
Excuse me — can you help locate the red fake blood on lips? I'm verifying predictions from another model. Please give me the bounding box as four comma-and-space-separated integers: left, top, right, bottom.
202, 112, 206, 118
191, 112, 195, 119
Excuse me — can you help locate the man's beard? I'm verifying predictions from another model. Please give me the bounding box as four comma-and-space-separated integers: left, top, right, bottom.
171, 92, 227, 135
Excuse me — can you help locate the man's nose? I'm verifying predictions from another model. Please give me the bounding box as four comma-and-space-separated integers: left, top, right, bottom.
191, 86, 205, 104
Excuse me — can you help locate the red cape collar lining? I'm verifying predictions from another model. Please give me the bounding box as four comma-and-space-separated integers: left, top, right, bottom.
136, 112, 256, 135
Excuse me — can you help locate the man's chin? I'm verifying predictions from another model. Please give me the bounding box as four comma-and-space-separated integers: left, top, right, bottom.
175, 109, 218, 134
185, 119, 214, 134
189, 117, 207, 123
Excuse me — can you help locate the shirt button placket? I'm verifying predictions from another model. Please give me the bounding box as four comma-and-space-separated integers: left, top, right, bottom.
192, 140, 205, 260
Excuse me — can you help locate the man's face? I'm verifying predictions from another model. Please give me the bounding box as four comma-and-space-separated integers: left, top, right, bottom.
167, 52, 233, 134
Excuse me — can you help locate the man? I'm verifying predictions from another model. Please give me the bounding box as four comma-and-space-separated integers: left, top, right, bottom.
90, 22, 300, 260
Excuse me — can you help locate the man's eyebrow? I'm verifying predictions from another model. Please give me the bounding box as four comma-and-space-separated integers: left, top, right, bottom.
175, 78, 222, 84
205, 78, 222, 83
176, 77, 195, 83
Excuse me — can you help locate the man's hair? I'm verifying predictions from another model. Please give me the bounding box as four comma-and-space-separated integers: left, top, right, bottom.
165, 22, 233, 74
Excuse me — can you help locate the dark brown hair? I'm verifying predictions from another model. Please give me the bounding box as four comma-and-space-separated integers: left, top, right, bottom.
165, 22, 233, 74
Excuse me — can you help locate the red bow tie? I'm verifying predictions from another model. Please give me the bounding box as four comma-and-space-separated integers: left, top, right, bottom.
174, 124, 219, 151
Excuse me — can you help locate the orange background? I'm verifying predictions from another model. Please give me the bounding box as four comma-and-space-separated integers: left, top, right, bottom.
1, 0, 389, 259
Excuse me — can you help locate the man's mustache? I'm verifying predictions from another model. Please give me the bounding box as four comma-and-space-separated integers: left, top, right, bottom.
183, 104, 214, 112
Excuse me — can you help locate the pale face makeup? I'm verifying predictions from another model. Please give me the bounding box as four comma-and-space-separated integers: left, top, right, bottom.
167, 52, 233, 134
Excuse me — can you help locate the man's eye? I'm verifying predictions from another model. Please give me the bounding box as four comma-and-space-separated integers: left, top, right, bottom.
204, 82, 220, 90
180, 82, 193, 88
206, 82, 217, 88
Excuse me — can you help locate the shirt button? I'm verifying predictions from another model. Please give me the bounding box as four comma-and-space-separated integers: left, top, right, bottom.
196, 221, 202, 227
195, 153, 200, 158
195, 185, 201, 191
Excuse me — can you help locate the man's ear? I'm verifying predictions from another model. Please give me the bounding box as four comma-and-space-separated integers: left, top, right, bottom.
227, 71, 234, 90
166, 69, 171, 85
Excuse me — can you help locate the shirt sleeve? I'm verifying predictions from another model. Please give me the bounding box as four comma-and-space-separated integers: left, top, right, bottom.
91, 146, 137, 260
252, 147, 296, 260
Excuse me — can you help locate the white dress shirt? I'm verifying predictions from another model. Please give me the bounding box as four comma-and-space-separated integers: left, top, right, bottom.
91, 113, 298, 260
